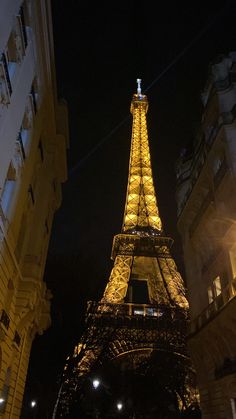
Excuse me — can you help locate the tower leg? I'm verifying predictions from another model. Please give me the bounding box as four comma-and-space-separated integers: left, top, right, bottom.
101, 255, 133, 304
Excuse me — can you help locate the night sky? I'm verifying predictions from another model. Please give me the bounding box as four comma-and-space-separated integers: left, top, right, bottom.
22, 1, 236, 416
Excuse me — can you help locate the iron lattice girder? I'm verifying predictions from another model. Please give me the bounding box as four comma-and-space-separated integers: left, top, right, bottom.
123, 94, 162, 232
82, 302, 188, 358
111, 233, 173, 260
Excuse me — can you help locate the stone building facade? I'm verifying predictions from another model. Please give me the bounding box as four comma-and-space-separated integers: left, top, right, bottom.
176, 52, 236, 418
0, 0, 68, 417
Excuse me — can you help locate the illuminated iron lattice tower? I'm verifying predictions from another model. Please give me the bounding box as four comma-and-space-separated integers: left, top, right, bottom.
55, 81, 199, 418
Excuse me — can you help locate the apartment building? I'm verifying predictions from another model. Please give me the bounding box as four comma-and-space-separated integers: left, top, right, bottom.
176, 52, 236, 418
0, 0, 68, 417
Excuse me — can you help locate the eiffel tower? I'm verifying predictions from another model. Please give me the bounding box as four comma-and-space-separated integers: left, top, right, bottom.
54, 80, 199, 418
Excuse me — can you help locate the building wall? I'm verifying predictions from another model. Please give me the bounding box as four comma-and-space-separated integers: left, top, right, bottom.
176, 52, 236, 418
0, 0, 68, 417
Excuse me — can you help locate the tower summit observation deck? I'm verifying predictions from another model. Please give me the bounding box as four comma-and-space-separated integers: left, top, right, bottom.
54, 81, 200, 418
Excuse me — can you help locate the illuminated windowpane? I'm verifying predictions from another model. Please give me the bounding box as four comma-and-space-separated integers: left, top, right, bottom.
231, 398, 236, 419
229, 248, 236, 279
1, 163, 16, 215
213, 276, 221, 297
207, 286, 213, 304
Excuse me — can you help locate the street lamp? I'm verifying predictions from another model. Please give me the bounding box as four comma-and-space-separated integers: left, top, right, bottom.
92, 378, 101, 389
0, 399, 5, 415
117, 402, 123, 411
30, 400, 37, 419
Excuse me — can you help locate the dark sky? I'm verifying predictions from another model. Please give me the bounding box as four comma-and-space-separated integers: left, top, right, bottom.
22, 1, 236, 416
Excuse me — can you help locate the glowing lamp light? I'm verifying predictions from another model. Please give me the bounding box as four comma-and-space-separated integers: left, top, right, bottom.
31, 400, 36, 408
117, 402, 123, 411
92, 378, 100, 389
0, 398, 4, 404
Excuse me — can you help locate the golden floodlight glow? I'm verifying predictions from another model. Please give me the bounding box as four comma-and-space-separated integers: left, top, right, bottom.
122, 93, 162, 233
57, 84, 191, 417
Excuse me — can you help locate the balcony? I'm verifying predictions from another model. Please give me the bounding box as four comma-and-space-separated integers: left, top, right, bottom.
188, 158, 228, 237
189, 277, 236, 336
177, 110, 234, 218
0, 54, 12, 105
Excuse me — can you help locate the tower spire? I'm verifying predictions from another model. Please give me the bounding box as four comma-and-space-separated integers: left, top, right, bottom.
122, 81, 162, 235
137, 78, 142, 95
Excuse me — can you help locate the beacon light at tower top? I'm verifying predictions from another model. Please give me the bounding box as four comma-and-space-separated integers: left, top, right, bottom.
137, 78, 142, 96
132, 78, 148, 104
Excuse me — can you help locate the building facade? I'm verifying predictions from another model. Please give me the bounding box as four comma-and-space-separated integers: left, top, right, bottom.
176, 52, 236, 418
0, 0, 68, 417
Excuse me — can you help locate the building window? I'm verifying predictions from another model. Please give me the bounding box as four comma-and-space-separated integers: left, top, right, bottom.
229, 247, 236, 279
0, 54, 12, 103
20, 1, 31, 31
13, 331, 21, 347
22, 96, 34, 129
213, 276, 222, 297
1, 163, 16, 215
16, 95, 35, 160
4, 35, 18, 82
30, 78, 39, 114
207, 276, 222, 304
212, 156, 223, 176
38, 140, 44, 162
0, 9, 28, 106
19, 6, 28, 48
5, 14, 26, 71
16, 131, 26, 161
0, 310, 10, 330
230, 398, 236, 419
16, 107, 31, 161
213, 155, 227, 189
207, 286, 213, 304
